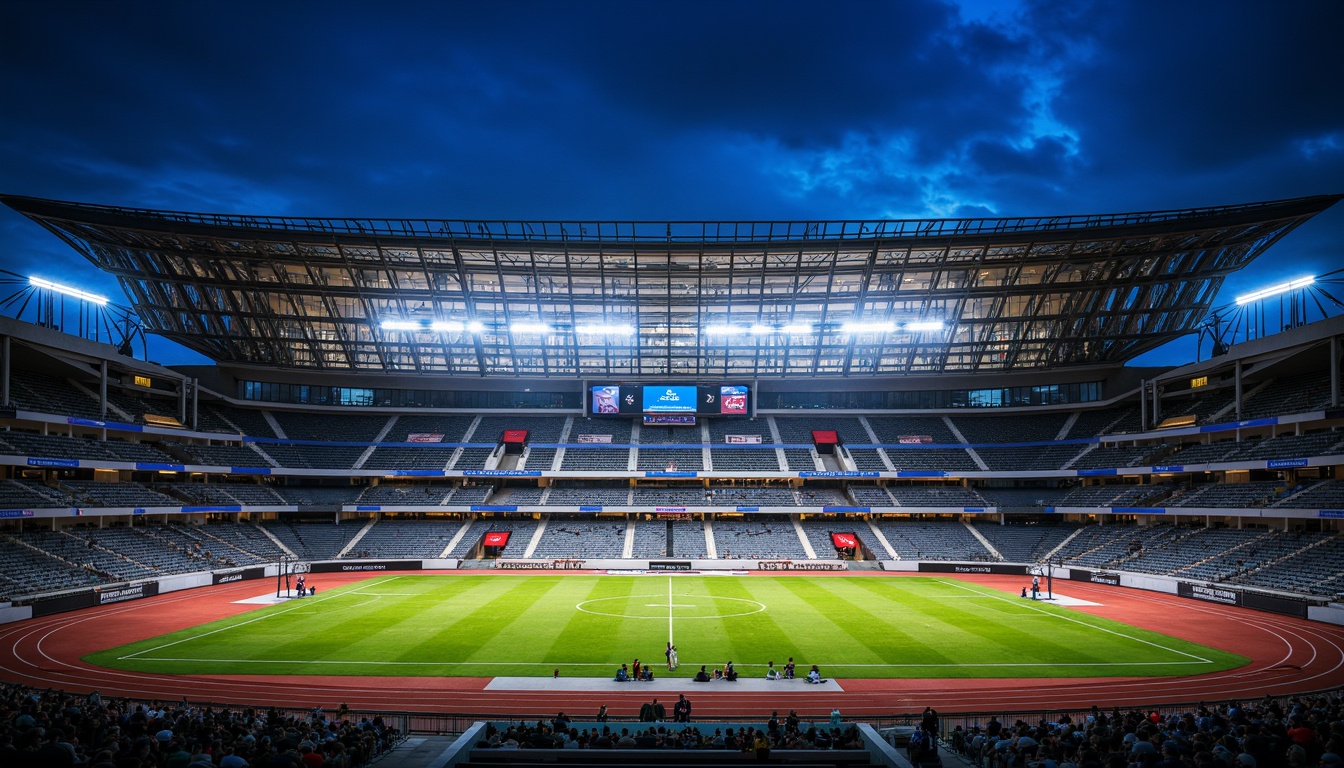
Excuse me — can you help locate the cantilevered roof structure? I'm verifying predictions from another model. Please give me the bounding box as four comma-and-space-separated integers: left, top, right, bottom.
2, 194, 1339, 378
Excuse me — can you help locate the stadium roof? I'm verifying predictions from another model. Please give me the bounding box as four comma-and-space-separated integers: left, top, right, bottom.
3, 193, 1339, 378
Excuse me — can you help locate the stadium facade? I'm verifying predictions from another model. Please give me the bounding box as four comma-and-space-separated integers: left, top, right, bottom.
0, 193, 1342, 606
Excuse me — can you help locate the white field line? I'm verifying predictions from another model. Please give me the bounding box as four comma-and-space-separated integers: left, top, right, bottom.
119, 577, 401, 660
120, 657, 1214, 668
935, 578, 1211, 663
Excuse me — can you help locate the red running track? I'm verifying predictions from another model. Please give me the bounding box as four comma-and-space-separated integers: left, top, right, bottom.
1, 571, 1342, 719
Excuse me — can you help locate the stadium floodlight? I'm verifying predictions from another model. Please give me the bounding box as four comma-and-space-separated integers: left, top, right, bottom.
29, 276, 109, 306
430, 320, 466, 332
704, 324, 737, 335
779, 323, 815, 334
510, 322, 552, 334
748, 324, 774, 335
840, 320, 897, 334
379, 319, 423, 331
575, 323, 636, 336
903, 320, 945, 332
1235, 276, 1315, 305
466, 320, 485, 333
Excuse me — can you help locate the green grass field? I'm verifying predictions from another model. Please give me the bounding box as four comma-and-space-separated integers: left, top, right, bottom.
86, 575, 1248, 679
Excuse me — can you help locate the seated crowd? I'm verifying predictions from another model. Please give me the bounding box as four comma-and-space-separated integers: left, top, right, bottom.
948, 694, 1344, 768
473, 713, 863, 752
0, 683, 400, 767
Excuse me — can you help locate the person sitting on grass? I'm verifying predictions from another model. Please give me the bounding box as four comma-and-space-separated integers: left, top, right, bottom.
723, 661, 738, 682
640, 665, 655, 682
765, 661, 781, 680
694, 665, 712, 682
783, 657, 796, 679
806, 664, 824, 684
615, 664, 630, 682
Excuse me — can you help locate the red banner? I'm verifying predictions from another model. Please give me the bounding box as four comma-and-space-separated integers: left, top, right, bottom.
502, 430, 528, 444
831, 532, 858, 549
811, 430, 839, 445
483, 532, 511, 547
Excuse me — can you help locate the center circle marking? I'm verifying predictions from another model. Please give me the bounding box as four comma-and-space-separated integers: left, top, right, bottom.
576, 594, 766, 620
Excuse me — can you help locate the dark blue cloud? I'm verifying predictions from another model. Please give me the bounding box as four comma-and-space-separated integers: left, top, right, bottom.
0, 0, 1340, 368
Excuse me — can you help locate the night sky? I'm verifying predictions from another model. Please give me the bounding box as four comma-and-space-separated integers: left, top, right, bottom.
1, 1, 1341, 368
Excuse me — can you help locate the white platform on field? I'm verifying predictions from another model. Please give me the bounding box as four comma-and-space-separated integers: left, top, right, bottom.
485, 676, 845, 692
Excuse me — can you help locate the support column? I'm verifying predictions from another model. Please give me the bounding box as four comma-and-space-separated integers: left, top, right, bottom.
191, 378, 199, 430
1234, 359, 1243, 420
1, 336, 9, 407
1139, 379, 1147, 432
99, 360, 108, 419
179, 376, 188, 425
1327, 336, 1338, 408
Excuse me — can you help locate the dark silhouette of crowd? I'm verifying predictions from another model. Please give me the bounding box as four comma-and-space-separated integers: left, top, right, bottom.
475, 710, 863, 752
0, 682, 400, 767
947, 695, 1344, 768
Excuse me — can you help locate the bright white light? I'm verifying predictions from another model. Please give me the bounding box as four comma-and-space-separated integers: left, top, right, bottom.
466, 320, 485, 333
575, 323, 636, 336
1235, 276, 1315, 305
430, 321, 466, 332
380, 319, 422, 331
704, 324, 736, 335
510, 322, 552, 334
29, 276, 108, 305
780, 323, 814, 334
748, 324, 774, 335
841, 321, 897, 334
904, 320, 945, 332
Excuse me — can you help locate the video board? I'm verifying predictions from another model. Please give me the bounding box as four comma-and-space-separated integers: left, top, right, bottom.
588, 383, 751, 416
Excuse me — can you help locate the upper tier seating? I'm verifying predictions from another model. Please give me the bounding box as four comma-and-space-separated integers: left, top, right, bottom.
272, 412, 389, 442
261, 521, 366, 560
952, 413, 1071, 444
972, 521, 1081, 562
710, 518, 808, 559
347, 519, 465, 558
531, 518, 627, 558
870, 520, 992, 560
630, 519, 709, 558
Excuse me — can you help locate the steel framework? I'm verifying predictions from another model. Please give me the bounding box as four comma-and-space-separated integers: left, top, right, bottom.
3, 194, 1338, 377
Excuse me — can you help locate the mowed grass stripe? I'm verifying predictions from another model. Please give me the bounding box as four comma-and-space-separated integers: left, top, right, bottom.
84, 575, 1250, 678
771, 577, 954, 667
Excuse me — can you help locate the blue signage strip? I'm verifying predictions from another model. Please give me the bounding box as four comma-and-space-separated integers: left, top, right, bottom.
0, 509, 35, 518
471, 505, 518, 512
392, 469, 445, 477
735, 506, 759, 512
136, 462, 185, 472
644, 471, 698, 478
1151, 465, 1184, 473
1319, 510, 1344, 519
579, 505, 603, 512
897, 471, 951, 478
463, 470, 543, 477
1200, 417, 1278, 433
799, 471, 879, 478
1078, 468, 1118, 476
182, 505, 243, 513
28, 457, 79, 468
962, 507, 986, 513
1267, 458, 1308, 469
230, 467, 272, 475
1113, 507, 1166, 515
355, 505, 382, 511
67, 416, 142, 432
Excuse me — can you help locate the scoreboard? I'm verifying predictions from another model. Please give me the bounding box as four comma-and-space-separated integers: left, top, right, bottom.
588, 383, 750, 417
